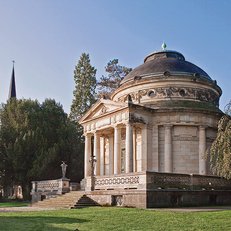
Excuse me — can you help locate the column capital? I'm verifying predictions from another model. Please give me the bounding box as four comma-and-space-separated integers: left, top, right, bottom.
93, 130, 106, 136
199, 125, 207, 130
125, 122, 133, 127
113, 124, 122, 129
84, 132, 93, 137
93, 131, 100, 136
141, 123, 148, 128
164, 124, 173, 129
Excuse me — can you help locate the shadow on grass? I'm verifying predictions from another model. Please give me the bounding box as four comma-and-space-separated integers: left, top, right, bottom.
0, 216, 88, 231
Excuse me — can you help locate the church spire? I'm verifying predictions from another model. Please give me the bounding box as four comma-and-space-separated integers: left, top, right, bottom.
8, 61, 16, 99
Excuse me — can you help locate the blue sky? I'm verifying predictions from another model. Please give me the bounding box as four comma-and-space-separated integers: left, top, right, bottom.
0, 0, 230, 113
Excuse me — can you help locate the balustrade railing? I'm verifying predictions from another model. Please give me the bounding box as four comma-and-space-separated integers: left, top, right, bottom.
147, 172, 231, 190
84, 171, 231, 191
31, 178, 70, 195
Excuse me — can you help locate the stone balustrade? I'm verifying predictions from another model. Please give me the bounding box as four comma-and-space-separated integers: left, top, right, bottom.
84, 171, 231, 192
84, 172, 146, 191
147, 172, 231, 190
31, 178, 70, 203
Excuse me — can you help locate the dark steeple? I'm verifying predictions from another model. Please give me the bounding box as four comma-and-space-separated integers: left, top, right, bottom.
8, 61, 16, 99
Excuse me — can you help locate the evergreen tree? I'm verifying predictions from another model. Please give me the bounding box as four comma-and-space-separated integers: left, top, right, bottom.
0, 99, 40, 199
0, 98, 83, 199
209, 100, 231, 179
70, 53, 97, 121
69, 53, 97, 183
97, 59, 132, 98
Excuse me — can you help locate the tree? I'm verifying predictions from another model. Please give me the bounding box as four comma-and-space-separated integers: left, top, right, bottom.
209, 100, 231, 179
68, 53, 97, 186
97, 59, 132, 98
0, 99, 40, 199
69, 53, 97, 179
70, 53, 97, 122
0, 98, 83, 199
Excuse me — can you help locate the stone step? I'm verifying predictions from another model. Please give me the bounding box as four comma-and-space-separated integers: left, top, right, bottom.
32, 191, 84, 208
38, 201, 78, 204
32, 192, 101, 209
72, 195, 101, 209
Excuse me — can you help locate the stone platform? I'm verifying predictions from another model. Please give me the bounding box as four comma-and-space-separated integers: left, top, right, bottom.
84, 189, 231, 208
82, 171, 231, 208
31, 172, 231, 208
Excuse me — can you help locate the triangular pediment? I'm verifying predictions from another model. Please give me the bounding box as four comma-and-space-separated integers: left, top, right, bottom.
79, 99, 127, 124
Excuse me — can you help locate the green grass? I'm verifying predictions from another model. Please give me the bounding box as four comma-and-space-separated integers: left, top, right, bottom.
0, 207, 230, 231
0, 201, 29, 207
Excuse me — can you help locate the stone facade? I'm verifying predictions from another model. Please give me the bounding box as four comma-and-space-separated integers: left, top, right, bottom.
79, 48, 231, 207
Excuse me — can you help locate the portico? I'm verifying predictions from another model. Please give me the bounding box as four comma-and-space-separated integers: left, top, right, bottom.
83, 117, 147, 179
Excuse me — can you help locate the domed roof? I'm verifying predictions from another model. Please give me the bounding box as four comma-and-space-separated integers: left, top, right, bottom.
121, 50, 212, 84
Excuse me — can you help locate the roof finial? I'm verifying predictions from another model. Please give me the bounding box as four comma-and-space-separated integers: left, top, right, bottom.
161, 42, 167, 51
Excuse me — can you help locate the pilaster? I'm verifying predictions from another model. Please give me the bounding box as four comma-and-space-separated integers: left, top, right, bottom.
100, 137, 105, 176
114, 126, 121, 175
93, 132, 100, 176
164, 125, 173, 173
125, 123, 133, 173
199, 126, 207, 175
152, 125, 159, 171
84, 133, 92, 178
141, 124, 148, 171
109, 136, 114, 175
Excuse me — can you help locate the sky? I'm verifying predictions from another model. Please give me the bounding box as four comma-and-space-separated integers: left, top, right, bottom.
0, 0, 230, 113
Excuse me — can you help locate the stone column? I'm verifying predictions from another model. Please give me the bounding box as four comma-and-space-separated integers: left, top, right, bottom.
84, 133, 92, 178
93, 132, 100, 176
109, 136, 114, 175
141, 125, 148, 171
164, 125, 173, 173
100, 137, 105, 176
152, 125, 159, 171
114, 126, 121, 175
125, 123, 133, 173
133, 128, 137, 172
199, 126, 207, 175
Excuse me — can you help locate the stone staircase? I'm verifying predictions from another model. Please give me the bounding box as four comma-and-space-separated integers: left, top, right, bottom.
32, 191, 84, 209
71, 194, 100, 208
32, 191, 100, 209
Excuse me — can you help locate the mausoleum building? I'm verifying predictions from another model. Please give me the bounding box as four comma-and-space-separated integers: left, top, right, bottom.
78, 46, 231, 207
80, 48, 222, 178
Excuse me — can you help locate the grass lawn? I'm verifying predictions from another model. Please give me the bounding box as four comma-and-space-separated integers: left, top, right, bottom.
0, 207, 230, 231
0, 201, 29, 207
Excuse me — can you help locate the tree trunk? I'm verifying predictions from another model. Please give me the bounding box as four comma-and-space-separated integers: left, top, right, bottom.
22, 183, 31, 201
